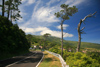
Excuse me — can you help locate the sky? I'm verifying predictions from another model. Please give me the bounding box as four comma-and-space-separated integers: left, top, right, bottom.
0, 0, 100, 44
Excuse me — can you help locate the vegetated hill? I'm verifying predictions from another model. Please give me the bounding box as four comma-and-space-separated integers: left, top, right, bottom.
65, 41, 100, 49
32, 35, 100, 49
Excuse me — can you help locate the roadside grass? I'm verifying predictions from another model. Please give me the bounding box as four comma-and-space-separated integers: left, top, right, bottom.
38, 51, 61, 67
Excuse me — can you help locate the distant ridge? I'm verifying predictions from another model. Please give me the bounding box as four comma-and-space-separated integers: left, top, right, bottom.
30, 35, 100, 49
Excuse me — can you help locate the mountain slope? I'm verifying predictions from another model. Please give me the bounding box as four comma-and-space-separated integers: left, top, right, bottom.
31, 35, 100, 49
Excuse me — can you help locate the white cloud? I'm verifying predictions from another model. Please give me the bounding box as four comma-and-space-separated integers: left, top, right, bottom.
18, 0, 75, 38
65, 0, 74, 5
22, 0, 27, 3
28, 0, 35, 5
46, 0, 56, 6
20, 26, 73, 38
0, 8, 1, 13
57, 24, 69, 30
21, 2, 60, 28
46, 0, 60, 6
33, 7, 59, 23
18, 0, 61, 27
0, 0, 2, 4
18, 5, 27, 23
24, 28, 34, 33
65, 0, 84, 7
40, 28, 73, 38
21, 0, 35, 5
17, 18, 24, 22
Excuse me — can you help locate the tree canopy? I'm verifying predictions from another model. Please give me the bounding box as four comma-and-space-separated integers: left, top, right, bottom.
0, 15, 30, 60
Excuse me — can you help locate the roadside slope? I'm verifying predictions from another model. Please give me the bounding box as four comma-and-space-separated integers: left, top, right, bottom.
38, 51, 61, 67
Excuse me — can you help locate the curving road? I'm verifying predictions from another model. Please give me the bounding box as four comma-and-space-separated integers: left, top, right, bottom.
0, 51, 43, 67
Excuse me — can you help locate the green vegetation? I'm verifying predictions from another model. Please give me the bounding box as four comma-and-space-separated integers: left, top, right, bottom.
0, 1, 99, 66
27, 34, 100, 67
26, 34, 100, 50
66, 41, 100, 49
0, 0, 22, 21
64, 51, 100, 67
54, 4, 78, 56
0, 15, 30, 60
38, 51, 61, 67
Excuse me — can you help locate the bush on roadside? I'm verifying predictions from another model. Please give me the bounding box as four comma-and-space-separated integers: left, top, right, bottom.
49, 47, 61, 54
86, 52, 100, 63
66, 52, 100, 67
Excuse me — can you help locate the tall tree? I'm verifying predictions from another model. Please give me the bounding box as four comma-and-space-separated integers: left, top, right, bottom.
11, 0, 22, 21
2, 0, 5, 16
0, 0, 5, 16
5, 0, 22, 21
54, 4, 78, 56
43, 33, 51, 39
4, 0, 12, 19
77, 12, 96, 52
43, 33, 51, 49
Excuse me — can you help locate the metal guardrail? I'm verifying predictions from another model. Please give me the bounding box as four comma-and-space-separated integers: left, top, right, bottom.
46, 51, 69, 67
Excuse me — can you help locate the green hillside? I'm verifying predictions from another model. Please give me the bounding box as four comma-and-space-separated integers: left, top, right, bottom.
27, 34, 100, 50
64, 40, 100, 49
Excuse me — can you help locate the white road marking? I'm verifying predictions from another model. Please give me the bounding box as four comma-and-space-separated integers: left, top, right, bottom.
36, 52, 44, 67
5, 52, 37, 67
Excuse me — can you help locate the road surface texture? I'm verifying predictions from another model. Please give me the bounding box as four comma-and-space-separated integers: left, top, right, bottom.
0, 51, 43, 67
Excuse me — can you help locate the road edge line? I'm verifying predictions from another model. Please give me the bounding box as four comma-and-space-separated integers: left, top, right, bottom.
36, 52, 44, 67
5, 52, 37, 67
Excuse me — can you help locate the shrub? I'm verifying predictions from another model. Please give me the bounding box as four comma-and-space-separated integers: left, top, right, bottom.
86, 52, 100, 63
66, 52, 100, 67
49, 47, 61, 54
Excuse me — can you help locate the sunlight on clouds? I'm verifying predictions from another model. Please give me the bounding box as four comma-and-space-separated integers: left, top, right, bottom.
65, 0, 74, 5
28, 0, 35, 5
24, 28, 34, 33
20, 27, 73, 38
20, 0, 60, 28
46, 0, 56, 6
65, 0, 84, 7
33, 7, 60, 23
21, 0, 35, 5
57, 24, 69, 30
0, 8, 1, 13
46, 0, 60, 6
21, 0, 27, 3
18, 0, 80, 38
40, 28, 73, 38
18, 6, 27, 23
18, 18, 24, 23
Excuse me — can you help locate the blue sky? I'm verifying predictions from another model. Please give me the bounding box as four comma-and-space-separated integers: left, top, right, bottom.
0, 0, 100, 44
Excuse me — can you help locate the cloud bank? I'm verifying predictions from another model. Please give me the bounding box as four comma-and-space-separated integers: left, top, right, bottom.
18, 0, 85, 38
20, 26, 73, 38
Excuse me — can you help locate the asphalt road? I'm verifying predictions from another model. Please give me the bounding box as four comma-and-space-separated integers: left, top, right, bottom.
0, 51, 43, 67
